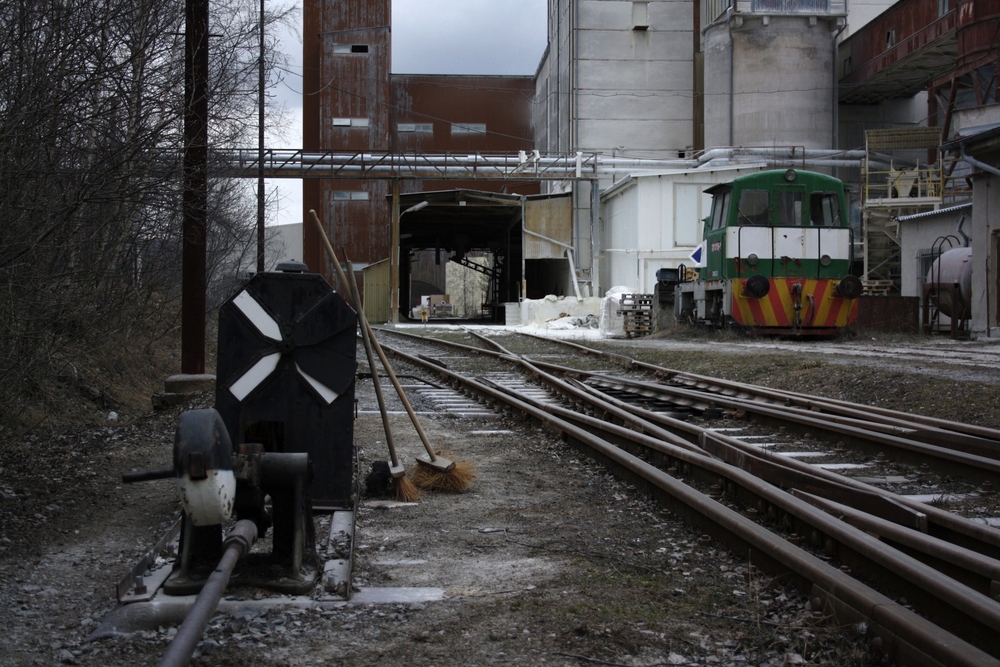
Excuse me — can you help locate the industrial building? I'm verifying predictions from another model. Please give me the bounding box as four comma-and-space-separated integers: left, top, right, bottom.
300, 0, 999, 337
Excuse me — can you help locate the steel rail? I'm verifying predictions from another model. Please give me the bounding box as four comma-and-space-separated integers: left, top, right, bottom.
489, 373, 1000, 651
791, 490, 1000, 599
587, 372, 1000, 458
374, 328, 1000, 558
669, 373, 1000, 452
373, 334, 1000, 666
571, 372, 1000, 563
584, 374, 1000, 479
514, 332, 1000, 444
465, 333, 1000, 649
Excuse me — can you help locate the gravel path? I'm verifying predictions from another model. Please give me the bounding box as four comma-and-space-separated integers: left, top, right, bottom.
4, 331, 998, 666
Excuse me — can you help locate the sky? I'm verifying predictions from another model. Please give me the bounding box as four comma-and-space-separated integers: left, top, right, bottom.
265, 0, 549, 227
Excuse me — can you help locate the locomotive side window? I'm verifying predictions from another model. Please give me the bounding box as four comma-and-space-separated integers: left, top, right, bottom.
776, 190, 803, 226
736, 190, 769, 226
809, 192, 840, 226
710, 190, 731, 230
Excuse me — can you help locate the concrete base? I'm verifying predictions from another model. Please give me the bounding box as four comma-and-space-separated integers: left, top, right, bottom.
164, 373, 216, 394
152, 374, 216, 411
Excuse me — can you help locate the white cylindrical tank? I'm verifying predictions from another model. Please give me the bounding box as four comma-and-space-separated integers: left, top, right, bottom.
926, 247, 972, 319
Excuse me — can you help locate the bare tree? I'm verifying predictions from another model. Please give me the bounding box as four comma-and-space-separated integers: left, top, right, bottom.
0, 0, 297, 433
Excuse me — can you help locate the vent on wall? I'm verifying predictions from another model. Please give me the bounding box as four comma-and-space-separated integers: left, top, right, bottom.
632, 1, 649, 30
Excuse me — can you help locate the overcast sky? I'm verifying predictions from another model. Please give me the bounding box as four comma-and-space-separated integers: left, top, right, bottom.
265, 0, 549, 227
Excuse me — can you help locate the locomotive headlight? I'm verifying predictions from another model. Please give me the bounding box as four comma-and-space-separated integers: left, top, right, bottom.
745, 274, 770, 299
836, 275, 863, 300
820, 254, 832, 267
784, 169, 797, 182
746, 253, 759, 266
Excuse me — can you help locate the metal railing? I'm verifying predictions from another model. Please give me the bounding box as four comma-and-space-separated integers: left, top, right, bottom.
750, 0, 829, 11
864, 166, 944, 203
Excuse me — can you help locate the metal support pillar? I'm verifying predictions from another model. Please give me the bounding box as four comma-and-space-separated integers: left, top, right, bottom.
182, 0, 209, 374
390, 180, 400, 322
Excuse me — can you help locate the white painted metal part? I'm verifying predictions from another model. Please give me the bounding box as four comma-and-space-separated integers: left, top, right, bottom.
176, 469, 236, 526
227, 290, 341, 404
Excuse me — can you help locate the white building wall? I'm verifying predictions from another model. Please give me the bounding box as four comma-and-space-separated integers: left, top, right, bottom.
535, 0, 696, 296
898, 211, 969, 299
575, 0, 693, 156
971, 173, 1000, 337
599, 165, 764, 293
842, 0, 899, 36
270, 222, 303, 268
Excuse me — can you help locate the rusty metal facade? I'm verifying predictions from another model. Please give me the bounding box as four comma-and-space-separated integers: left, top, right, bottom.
391, 75, 538, 197
838, 0, 958, 104
303, 0, 391, 277
303, 0, 538, 286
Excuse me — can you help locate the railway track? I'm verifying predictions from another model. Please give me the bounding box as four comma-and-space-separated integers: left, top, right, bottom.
370, 327, 1000, 667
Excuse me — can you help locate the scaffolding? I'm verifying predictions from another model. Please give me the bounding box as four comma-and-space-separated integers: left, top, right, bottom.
862, 128, 944, 294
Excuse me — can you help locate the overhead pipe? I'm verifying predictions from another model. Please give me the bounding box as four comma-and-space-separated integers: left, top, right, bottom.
218, 148, 899, 180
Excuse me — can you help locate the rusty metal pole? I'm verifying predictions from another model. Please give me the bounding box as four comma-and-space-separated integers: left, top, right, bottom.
390, 180, 400, 322
181, 0, 209, 374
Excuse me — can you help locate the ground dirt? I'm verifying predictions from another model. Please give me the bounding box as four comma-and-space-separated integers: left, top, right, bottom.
2, 330, 999, 667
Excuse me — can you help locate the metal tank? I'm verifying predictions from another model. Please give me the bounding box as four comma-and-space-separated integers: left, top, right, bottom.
926, 246, 972, 318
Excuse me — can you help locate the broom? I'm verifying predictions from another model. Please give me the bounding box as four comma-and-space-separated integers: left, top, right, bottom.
343, 254, 420, 502
309, 210, 475, 493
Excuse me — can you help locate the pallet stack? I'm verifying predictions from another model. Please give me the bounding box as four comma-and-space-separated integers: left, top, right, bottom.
618, 294, 653, 338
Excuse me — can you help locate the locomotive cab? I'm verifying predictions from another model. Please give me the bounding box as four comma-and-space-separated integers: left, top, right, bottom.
676, 169, 860, 335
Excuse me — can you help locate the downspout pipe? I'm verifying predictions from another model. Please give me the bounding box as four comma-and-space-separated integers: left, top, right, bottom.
962, 144, 1000, 178
728, 7, 735, 146
832, 22, 847, 154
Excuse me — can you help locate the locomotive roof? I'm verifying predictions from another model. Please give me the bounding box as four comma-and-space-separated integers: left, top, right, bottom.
704, 169, 844, 195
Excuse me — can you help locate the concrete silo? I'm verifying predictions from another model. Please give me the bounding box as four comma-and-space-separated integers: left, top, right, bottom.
702, 0, 847, 149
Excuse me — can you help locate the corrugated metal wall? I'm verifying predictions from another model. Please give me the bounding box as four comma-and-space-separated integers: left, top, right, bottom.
362, 259, 391, 323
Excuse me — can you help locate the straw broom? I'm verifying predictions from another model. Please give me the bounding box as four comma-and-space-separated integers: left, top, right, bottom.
342, 255, 420, 502
309, 210, 475, 493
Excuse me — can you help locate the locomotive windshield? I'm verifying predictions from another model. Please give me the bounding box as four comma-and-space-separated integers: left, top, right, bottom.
710, 189, 731, 230
736, 190, 769, 226
809, 192, 840, 226
776, 191, 802, 226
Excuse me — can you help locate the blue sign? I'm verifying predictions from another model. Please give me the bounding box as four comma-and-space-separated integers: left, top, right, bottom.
688, 242, 705, 267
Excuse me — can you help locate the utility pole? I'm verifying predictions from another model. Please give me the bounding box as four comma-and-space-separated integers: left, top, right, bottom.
257, 0, 266, 273
181, 0, 209, 374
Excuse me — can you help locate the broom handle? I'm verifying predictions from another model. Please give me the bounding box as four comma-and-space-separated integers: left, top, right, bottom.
309, 210, 441, 464
343, 255, 400, 469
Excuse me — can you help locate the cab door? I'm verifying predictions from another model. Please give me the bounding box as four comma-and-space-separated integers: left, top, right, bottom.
703, 188, 730, 282
772, 185, 808, 278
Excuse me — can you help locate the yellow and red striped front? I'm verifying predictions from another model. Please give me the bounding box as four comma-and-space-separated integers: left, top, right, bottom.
732, 278, 858, 332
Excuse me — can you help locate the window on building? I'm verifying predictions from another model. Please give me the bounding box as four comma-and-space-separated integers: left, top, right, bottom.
736, 190, 770, 226
886, 30, 896, 50
333, 44, 370, 54
332, 191, 370, 201
397, 123, 433, 133
938, 0, 949, 17
450, 123, 486, 135
333, 118, 369, 128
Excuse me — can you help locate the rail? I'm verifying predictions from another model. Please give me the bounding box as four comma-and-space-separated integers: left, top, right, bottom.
370, 327, 1000, 664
